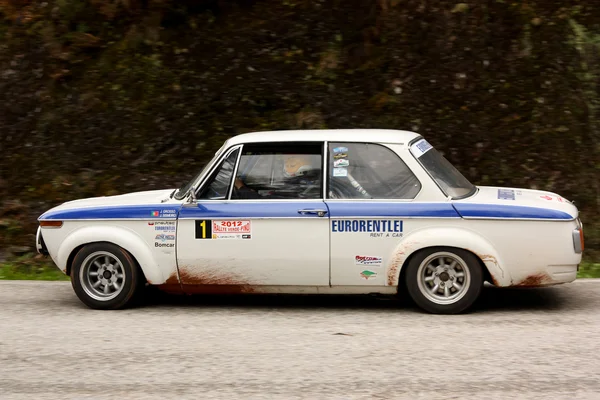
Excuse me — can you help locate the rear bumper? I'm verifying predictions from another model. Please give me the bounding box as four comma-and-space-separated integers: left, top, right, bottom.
512, 264, 578, 287
547, 264, 578, 283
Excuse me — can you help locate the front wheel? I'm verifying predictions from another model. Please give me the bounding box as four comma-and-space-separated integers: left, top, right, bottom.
405, 247, 483, 314
71, 243, 143, 310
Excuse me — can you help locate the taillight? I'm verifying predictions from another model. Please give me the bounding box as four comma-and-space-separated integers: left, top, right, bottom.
580, 228, 585, 252
40, 220, 63, 228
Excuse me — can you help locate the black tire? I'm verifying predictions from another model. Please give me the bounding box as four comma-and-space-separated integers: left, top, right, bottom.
71, 243, 143, 310
405, 247, 483, 314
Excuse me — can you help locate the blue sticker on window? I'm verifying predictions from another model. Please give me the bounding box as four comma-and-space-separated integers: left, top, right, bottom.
333, 146, 348, 153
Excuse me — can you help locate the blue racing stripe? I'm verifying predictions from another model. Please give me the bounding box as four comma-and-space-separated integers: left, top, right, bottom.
453, 203, 573, 220
39, 205, 180, 220
326, 202, 460, 218
38, 201, 574, 221
179, 202, 328, 219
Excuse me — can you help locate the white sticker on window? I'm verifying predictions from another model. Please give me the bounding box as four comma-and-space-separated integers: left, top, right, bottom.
410, 138, 433, 158
333, 168, 348, 177
334, 159, 349, 168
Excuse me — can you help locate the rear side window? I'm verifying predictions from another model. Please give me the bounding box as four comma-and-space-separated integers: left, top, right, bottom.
327, 143, 421, 199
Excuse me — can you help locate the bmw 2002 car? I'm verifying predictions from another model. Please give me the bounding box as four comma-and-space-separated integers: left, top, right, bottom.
36, 129, 584, 314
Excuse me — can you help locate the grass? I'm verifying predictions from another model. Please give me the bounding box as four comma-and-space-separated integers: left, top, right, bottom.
577, 261, 600, 279
0, 255, 599, 281
0, 255, 69, 281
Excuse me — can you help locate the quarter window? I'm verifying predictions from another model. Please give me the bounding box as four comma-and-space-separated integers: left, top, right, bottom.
196, 148, 240, 200
327, 143, 421, 199
232, 143, 323, 200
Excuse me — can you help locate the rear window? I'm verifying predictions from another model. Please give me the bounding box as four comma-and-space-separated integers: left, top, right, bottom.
409, 138, 476, 199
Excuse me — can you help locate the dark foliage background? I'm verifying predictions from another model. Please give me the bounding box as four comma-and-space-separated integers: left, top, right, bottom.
1, 0, 598, 260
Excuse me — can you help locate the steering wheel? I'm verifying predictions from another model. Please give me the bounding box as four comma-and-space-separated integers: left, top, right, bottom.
299, 183, 321, 198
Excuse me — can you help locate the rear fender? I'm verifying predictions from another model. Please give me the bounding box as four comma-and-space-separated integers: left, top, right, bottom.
386, 227, 510, 287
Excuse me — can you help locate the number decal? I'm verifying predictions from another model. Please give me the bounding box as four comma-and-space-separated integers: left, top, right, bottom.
195, 220, 212, 239
195, 219, 251, 240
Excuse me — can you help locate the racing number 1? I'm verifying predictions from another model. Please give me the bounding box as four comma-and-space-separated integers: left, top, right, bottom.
195, 220, 212, 239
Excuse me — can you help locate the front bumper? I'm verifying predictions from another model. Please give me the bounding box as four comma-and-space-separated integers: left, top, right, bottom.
36, 226, 49, 255
573, 218, 584, 254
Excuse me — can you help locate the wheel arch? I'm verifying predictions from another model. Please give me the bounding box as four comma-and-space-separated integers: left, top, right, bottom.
58, 226, 164, 284
388, 227, 511, 289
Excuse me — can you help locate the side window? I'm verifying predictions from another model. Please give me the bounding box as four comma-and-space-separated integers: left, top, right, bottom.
327, 143, 421, 199
196, 148, 240, 200
232, 143, 323, 200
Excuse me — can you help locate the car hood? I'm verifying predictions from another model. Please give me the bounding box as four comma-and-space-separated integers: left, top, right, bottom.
452, 186, 578, 220
39, 189, 177, 220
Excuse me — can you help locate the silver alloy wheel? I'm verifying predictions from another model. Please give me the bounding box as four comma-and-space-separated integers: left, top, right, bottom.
416, 251, 471, 305
79, 251, 126, 301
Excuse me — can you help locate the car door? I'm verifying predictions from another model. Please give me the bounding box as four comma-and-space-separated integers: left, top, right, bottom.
176, 142, 330, 291
325, 142, 424, 286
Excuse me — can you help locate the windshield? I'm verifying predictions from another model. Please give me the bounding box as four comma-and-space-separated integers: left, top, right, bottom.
173, 142, 229, 200
409, 138, 476, 199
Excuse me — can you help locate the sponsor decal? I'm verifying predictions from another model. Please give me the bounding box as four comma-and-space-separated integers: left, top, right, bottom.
497, 189, 515, 200
410, 138, 433, 158
539, 194, 567, 203
333, 153, 347, 159
211, 233, 251, 240
155, 225, 176, 231
195, 219, 252, 240
332, 219, 403, 238
334, 159, 349, 168
155, 242, 174, 248
150, 221, 176, 231
360, 270, 377, 280
150, 209, 177, 218
333, 168, 348, 177
355, 256, 383, 266
155, 234, 175, 242
333, 146, 348, 153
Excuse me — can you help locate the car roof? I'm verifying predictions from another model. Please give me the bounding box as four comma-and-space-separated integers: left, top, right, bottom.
225, 129, 421, 146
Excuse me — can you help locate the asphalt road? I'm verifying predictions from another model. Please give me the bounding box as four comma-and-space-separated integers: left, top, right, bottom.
1, 280, 600, 399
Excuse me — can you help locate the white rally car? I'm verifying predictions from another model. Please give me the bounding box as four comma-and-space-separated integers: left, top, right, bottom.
36, 129, 584, 314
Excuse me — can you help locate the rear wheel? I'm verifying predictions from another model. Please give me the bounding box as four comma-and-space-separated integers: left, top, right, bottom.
405, 247, 483, 314
71, 243, 142, 310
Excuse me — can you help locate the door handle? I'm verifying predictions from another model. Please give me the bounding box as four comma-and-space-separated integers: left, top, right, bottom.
298, 209, 328, 217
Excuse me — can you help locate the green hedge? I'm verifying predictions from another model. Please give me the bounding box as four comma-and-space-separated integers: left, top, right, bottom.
1, 0, 598, 260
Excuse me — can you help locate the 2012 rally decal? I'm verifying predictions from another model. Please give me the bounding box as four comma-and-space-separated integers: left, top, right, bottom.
195, 220, 252, 240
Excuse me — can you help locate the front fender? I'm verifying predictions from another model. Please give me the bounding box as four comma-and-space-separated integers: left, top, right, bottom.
386, 227, 510, 287
56, 225, 164, 284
